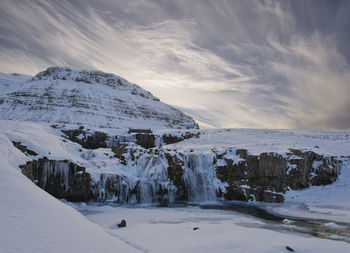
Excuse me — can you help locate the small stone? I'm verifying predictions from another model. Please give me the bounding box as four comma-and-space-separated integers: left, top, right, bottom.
286, 246, 294, 252
117, 219, 126, 228
193, 227, 199, 231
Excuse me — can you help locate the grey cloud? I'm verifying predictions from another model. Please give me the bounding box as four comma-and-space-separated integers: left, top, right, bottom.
0, 0, 349, 129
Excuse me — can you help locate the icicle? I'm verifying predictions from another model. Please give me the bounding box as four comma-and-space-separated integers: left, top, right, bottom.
182, 153, 221, 202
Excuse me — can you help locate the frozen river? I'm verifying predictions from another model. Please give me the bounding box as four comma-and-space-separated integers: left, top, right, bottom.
73, 201, 350, 253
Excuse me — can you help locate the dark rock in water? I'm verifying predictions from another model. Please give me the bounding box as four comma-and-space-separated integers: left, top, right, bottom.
193, 227, 199, 230
117, 219, 126, 228
19, 157, 92, 202
286, 246, 294, 252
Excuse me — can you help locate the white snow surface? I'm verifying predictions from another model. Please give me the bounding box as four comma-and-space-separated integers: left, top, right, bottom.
0, 67, 197, 130
69, 204, 350, 253
1, 119, 350, 252
0, 133, 139, 253
166, 128, 350, 156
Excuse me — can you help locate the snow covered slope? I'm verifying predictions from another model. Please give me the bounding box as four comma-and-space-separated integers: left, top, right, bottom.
0, 133, 139, 253
0, 67, 197, 130
1, 120, 350, 252
167, 128, 350, 156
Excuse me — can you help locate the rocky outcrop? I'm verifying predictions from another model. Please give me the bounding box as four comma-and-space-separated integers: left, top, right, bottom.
61, 127, 200, 150
12, 141, 38, 156
215, 149, 342, 202
165, 153, 188, 201
162, 132, 200, 145
286, 149, 340, 188
62, 127, 108, 149
20, 158, 92, 201
19, 145, 343, 204
135, 134, 156, 149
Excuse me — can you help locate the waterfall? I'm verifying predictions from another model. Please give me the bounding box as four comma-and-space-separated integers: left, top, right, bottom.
182, 153, 225, 202
91, 153, 177, 203
136, 153, 174, 203
89, 152, 227, 203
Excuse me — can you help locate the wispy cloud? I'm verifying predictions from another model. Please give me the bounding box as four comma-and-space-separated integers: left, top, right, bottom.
0, 0, 349, 129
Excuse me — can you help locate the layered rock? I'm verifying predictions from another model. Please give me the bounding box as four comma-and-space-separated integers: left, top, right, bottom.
17, 136, 343, 203
20, 158, 92, 202
215, 149, 342, 202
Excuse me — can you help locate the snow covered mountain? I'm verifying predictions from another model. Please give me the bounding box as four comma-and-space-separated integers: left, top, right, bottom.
0, 67, 198, 130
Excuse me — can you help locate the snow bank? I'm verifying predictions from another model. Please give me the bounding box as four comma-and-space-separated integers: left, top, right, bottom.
0, 134, 138, 253
168, 128, 350, 156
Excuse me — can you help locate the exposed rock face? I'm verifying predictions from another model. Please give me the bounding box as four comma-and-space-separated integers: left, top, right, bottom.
20, 158, 92, 202
135, 133, 155, 149
61, 127, 200, 150
286, 149, 340, 187
165, 153, 187, 201
17, 132, 343, 204
216, 149, 342, 202
162, 132, 200, 145
11, 141, 38, 156
62, 127, 108, 149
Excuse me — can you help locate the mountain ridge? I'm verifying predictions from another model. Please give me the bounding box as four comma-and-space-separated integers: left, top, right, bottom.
0, 66, 198, 130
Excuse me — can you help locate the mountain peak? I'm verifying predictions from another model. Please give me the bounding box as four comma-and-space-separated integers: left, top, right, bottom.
0, 67, 198, 130
35, 67, 126, 87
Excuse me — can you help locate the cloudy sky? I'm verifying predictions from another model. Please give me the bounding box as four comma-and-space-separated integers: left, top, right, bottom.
1, 0, 349, 129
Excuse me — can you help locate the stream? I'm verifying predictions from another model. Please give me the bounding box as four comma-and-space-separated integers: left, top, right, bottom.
78, 200, 350, 244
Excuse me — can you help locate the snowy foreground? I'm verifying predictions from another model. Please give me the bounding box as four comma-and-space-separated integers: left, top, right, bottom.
0, 134, 138, 253
1, 120, 350, 252
69, 161, 350, 253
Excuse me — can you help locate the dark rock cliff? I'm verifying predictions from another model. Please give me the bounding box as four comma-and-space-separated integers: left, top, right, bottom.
215, 149, 341, 202
17, 136, 343, 203
20, 157, 92, 202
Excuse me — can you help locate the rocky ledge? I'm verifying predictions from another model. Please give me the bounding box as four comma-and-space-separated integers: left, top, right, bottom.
16, 129, 343, 203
